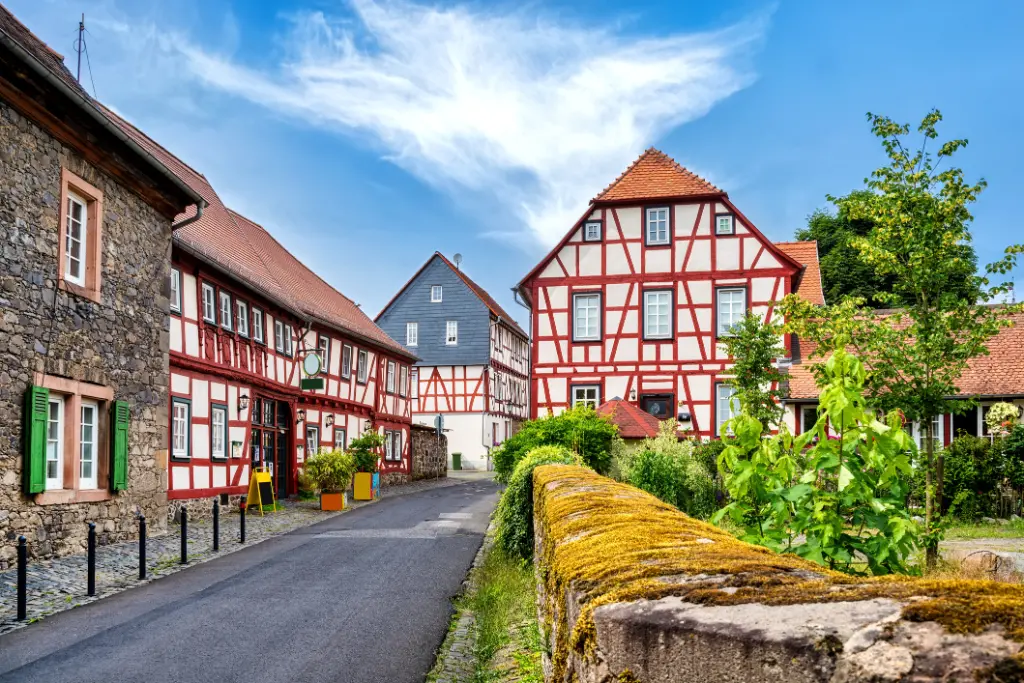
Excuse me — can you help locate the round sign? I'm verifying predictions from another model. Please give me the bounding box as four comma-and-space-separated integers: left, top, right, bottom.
302, 353, 322, 376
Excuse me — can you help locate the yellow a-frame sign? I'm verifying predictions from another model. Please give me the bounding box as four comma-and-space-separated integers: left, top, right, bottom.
246, 467, 276, 517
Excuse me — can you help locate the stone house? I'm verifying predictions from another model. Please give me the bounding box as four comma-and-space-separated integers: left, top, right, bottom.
0, 7, 202, 566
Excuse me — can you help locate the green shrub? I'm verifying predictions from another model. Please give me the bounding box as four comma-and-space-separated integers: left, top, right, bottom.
693, 439, 726, 478
495, 445, 582, 560
303, 448, 357, 493
627, 422, 716, 519
940, 435, 991, 519
492, 406, 616, 483
348, 431, 385, 473
606, 437, 635, 483
1001, 424, 1024, 488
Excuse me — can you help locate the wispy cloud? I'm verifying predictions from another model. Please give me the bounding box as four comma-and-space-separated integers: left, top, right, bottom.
176, 0, 766, 247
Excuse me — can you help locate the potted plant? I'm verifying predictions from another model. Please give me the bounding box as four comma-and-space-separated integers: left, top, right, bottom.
303, 448, 356, 511
350, 431, 385, 501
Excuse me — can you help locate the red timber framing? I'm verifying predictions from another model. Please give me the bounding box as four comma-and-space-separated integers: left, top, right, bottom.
515, 150, 818, 439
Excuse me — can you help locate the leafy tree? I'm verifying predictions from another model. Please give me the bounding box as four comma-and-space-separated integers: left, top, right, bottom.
720, 314, 785, 433
780, 109, 1024, 567
349, 430, 385, 473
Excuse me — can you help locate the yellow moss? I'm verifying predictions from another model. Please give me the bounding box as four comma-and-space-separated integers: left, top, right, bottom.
533, 465, 1024, 682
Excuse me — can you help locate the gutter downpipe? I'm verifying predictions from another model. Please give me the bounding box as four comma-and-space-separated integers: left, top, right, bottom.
172, 200, 207, 231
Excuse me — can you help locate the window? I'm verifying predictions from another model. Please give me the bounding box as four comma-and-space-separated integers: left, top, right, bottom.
446, 321, 458, 346
915, 415, 943, 452
275, 320, 284, 353
284, 325, 294, 356
318, 335, 331, 375
573, 292, 601, 342
172, 399, 191, 460
342, 345, 353, 379
645, 207, 670, 246
236, 301, 249, 337
170, 268, 181, 314
64, 192, 89, 286
386, 361, 396, 393
46, 397, 64, 490
571, 385, 600, 409
583, 221, 602, 242
385, 430, 402, 461
79, 401, 98, 489
643, 290, 672, 339
334, 428, 347, 450
406, 322, 418, 347
357, 349, 369, 384
399, 366, 408, 397
716, 384, 737, 436
58, 169, 103, 301
431, 285, 443, 302
211, 404, 227, 460
219, 291, 233, 330
716, 288, 746, 337
716, 213, 735, 235
252, 308, 264, 343
306, 426, 320, 456
800, 405, 819, 434
640, 394, 673, 420
201, 283, 216, 323
411, 368, 419, 399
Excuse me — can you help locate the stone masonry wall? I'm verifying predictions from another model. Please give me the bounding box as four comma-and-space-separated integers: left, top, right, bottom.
410, 424, 447, 481
0, 101, 172, 568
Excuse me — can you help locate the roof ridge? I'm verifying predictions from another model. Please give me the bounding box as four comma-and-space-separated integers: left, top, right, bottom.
433, 252, 528, 337
94, 102, 209, 182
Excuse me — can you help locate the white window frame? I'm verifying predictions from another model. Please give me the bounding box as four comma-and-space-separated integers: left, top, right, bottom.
342, 345, 353, 379
643, 290, 672, 340
406, 322, 418, 347
306, 425, 320, 456
334, 428, 347, 450
716, 287, 747, 337
357, 349, 369, 383
79, 399, 98, 489
645, 207, 670, 246
252, 308, 264, 343
431, 285, 443, 303
219, 291, 233, 331
170, 268, 181, 314
583, 221, 602, 242
64, 191, 87, 286
573, 292, 601, 342
201, 283, 216, 323
236, 300, 249, 338
571, 385, 600, 410
285, 325, 295, 357
172, 399, 190, 460
716, 213, 735, 235
318, 335, 331, 375
800, 404, 819, 434
913, 415, 944, 452
446, 320, 458, 346
399, 365, 408, 397
411, 368, 419, 399
386, 361, 396, 393
211, 404, 227, 460
46, 396, 64, 490
716, 384, 737, 436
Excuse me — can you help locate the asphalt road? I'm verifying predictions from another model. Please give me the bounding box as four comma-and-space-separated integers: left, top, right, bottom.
0, 478, 499, 683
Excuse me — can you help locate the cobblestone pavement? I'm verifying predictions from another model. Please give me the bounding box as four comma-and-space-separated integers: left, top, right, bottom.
0, 476, 469, 635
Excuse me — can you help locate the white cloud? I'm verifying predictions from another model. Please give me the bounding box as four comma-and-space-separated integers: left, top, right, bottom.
177, 1, 766, 246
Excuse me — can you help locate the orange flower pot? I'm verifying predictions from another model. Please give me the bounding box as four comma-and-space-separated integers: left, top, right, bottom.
320, 491, 347, 511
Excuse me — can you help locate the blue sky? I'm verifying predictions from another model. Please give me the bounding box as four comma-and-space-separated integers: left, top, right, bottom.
9, 0, 1024, 325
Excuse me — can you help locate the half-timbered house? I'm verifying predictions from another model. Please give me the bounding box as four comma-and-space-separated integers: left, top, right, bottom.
103, 109, 417, 505
514, 148, 823, 438
376, 253, 530, 470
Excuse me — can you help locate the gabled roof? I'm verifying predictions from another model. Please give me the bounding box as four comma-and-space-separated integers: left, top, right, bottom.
596, 399, 661, 439
776, 241, 825, 305
99, 105, 413, 360
376, 252, 528, 339
593, 148, 723, 202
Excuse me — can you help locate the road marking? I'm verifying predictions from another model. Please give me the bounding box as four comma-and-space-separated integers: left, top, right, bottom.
439, 513, 472, 520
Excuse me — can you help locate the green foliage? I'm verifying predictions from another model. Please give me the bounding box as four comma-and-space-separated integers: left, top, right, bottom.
606, 436, 635, 483
491, 406, 616, 483
694, 439, 726, 478
348, 430, 385, 473
1003, 425, 1024, 488
719, 314, 785, 432
302, 448, 357, 493
935, 435, 996, 519
495, 445, 582, 560
714, 345, 920, 575
987, 402, 1021, 437
627, 421, 716, 519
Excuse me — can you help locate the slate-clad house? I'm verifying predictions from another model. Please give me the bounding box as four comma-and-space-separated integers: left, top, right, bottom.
0, 6, 202, 566
377, 253, 530, 470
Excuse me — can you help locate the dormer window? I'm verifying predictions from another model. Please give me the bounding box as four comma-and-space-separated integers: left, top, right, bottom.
431, 285, 443, 303
583, 221, 602, 242
716, 213, 734, 235
645, 207, 670, 246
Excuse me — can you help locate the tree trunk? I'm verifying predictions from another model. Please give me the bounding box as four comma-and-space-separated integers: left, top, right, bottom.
925, 419, 938, 569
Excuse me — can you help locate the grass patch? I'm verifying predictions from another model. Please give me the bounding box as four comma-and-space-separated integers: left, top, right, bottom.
945, 519, 1024, 540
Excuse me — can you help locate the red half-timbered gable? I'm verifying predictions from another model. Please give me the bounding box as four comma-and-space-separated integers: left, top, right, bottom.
515, 148, 822, 438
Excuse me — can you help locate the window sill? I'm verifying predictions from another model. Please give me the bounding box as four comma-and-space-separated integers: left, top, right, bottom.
644, 242, 672, 249
58, 279, 101, 304
36, 488, 113, 505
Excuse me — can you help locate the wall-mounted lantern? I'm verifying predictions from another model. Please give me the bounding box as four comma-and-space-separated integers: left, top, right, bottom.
325, 415, 334, 428
238, 394, 250, 413
296, 408, 306, 424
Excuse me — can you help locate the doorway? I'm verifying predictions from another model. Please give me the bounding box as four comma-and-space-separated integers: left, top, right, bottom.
250, 397, 292, 500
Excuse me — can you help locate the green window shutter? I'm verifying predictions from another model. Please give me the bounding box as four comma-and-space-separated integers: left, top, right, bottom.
110, 401, 130, 491
23, 386, 49, 494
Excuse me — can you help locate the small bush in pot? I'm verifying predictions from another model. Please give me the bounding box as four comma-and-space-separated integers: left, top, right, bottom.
304, 449, 356, 511
349, 431, 385, 500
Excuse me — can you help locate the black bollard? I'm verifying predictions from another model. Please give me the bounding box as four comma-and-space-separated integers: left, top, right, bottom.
87, 522, 96, 597
212, 499, 220, 552
180, 507, 188, 565
239, 496, 246, 544
138, 515, 147, 580
16, 536, 27, 621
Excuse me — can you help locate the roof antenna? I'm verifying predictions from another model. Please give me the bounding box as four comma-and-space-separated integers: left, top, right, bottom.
453, 253, 462, 270
75, 14, 84, 82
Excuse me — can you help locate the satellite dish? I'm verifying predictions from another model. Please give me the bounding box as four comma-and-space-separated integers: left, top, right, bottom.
453, 253, 463, 269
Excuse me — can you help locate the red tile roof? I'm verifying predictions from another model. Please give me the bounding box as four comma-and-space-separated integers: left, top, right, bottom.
776, 241, 825, 305
0, 4, 85, 98
787, 311, 1024, 401
594, 148, 722, 202
99, 105, 413, 360
377, 252, 528, 338
597, 399, 661, 439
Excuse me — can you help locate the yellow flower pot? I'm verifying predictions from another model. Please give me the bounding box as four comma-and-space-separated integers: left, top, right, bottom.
353, 472, 375, 501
